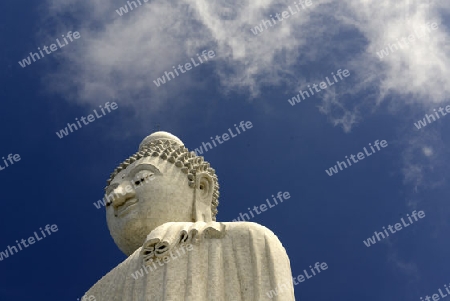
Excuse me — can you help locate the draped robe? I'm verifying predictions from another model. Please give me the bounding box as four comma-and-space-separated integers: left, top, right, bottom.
83, 221, 295, 301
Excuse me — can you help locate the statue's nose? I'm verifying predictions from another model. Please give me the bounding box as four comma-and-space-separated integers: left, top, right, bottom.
110, 181, 136, 208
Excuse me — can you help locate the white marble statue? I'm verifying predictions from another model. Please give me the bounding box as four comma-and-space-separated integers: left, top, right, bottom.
83, 131, 295, 301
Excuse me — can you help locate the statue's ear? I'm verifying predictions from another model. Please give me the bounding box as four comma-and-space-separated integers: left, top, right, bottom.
193, 172, 214, 222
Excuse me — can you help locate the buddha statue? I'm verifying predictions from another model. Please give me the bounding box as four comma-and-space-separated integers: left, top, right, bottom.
83, 131, 295, 300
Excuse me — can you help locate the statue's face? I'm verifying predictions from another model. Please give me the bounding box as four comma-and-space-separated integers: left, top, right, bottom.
106, 156, 194, 255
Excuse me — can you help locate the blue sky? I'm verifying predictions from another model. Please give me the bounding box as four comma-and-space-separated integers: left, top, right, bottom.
1, 0, 450, 300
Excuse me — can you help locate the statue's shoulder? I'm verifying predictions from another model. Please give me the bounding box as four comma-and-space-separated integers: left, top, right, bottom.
83, 247, 143, 299
147, 221, 280, 243
222, 221, 280, 240
223, 221, 272, 231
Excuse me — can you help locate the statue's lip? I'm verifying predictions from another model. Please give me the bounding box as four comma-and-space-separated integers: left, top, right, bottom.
116, 197, 138, 216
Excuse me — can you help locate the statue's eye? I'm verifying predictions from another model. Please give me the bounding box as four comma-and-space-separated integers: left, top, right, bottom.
134, 171, 153, 186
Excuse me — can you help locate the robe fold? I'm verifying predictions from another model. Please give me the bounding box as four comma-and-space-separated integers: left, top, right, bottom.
84, 221, 295, 301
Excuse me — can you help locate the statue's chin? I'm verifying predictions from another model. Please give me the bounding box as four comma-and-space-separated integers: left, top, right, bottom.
106, 212, 166, 256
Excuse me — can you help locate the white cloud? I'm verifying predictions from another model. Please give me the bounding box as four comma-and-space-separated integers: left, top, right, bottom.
317, 88, 360, 133
422, 146, 433, 156
398, 127, 446, 189
38, 0, 450, 139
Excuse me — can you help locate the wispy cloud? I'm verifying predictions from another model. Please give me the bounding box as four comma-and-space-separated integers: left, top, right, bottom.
317, 87, 361, 133
398, 127, 447, 189
38, 0, 450, 112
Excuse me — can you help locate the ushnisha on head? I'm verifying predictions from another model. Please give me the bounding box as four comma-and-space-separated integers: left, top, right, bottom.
104, 131, 220, 256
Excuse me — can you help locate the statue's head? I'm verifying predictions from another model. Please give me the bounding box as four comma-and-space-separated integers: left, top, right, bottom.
104, 131, 220, 255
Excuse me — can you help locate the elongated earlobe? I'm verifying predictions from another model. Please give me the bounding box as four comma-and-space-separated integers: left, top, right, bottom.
193, 173, 213, 222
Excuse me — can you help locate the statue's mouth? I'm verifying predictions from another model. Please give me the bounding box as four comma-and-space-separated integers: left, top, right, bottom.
116, 197, 138, 216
